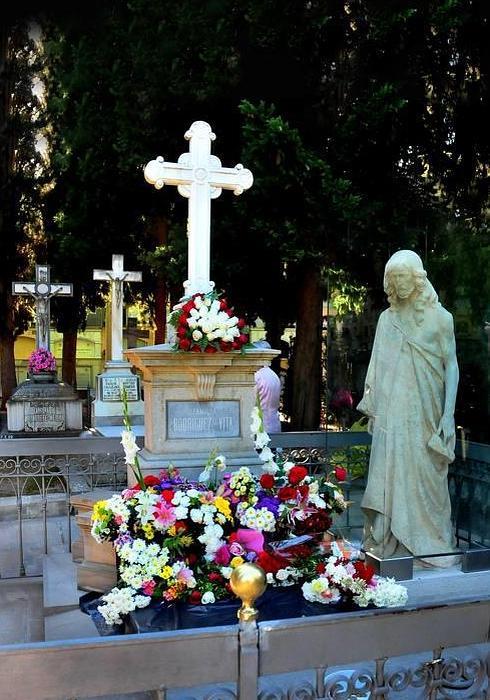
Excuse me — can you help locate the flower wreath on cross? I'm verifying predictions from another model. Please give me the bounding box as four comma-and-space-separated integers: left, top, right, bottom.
169, 291, 250, 353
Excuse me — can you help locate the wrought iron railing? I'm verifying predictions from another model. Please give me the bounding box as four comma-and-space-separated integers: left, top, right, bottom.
0, 433, 489, 578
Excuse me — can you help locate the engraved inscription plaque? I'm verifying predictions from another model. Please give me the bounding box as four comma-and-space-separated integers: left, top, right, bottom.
101, 375, 139, 401
25, 401, 65, 432
167, 400, 240, 439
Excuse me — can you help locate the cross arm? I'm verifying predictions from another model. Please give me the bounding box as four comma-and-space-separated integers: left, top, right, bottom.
144, 158, 192, 190
12, 282, 36, 295
209, 164, 254, 195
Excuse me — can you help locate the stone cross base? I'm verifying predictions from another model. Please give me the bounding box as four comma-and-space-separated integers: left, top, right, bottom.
91, 361, 144, 427
7, 377, 83, 433
124, 345, 280, 484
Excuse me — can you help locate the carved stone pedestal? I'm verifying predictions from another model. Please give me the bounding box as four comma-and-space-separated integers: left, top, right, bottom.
71, 492, 117, 592
124, 345, 279, 482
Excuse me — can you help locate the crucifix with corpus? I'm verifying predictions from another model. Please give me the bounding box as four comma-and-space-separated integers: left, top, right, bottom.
12, 264, 73, 351
93, 254, 142, 364
144, 120, 253, 297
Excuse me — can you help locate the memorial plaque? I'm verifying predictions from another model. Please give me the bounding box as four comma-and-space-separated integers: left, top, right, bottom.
25, 401, 65, 432
167, 400, 240, 439
101, 375, 139, 402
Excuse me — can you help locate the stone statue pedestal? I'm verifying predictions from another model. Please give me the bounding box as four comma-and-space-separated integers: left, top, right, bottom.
91, 360, 144, 428
124, 344, 279, 483
7, 375, 83, 435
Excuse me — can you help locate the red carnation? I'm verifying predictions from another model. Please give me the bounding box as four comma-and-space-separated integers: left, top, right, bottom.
353, 561, 375, 583
182, 301, 194, 313
143, 475, 160, 487
205, 345, 217, 353
189, 590, 202, 604
238, 333, 248, 345
260, 474, 275, 489
295, 510, 332, 535
191, 345, 202, 352
187, 553, 198, 565
174, 521, 188, 533
161, 489, 174, 503
220, 340, 232, 352
256, 550, 289, 575
316, 562, 326, 574
208, 572, 223, 583
219, 299, 228, 310
237, 318, 246, 329
177, 326, 188, 339
334, 465, 348, 482
278, 486, 297, 502
288, 465, 308, 485
232, 341, 241, 350
179, 338, 191, 350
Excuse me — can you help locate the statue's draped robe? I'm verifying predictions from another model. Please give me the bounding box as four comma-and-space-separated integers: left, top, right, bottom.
358, 308, 456, 564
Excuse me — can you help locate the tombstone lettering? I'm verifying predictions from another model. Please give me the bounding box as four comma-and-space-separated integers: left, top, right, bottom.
25, 401, 65, 432
100, 375, 139, 402
167, 400, 240, 440
144, 121, 253, 297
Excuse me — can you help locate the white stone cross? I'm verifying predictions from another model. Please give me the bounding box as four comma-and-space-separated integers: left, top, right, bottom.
93, 254, 142, 363
144, 120, 253, 297
12, 264, 73, 351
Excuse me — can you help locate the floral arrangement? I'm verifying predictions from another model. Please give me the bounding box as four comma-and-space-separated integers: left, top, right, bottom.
169, 291, 249, 353
90, 402, 407, 626
302, 547, 408, 609
28, 348, 56, 374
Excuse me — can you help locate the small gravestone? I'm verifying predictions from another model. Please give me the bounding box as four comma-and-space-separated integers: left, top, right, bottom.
91, 254, 144, 432
7, 264, 83, 436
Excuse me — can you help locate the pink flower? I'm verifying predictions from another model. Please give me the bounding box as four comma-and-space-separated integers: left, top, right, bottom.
114, 515, 125, 525
141, 580, 156, 596
229, 542, 245, 556
122, 487, 139, 500
176, 565, 195, 586
214, 544, 231, 565
153, 501, 177, 529
236, 528, 265, 554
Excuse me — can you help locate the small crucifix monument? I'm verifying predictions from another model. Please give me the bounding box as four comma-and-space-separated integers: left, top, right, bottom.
8, 264, 83, 435
93, 254, 142, 364
144, 120, 253, 297
91, 254, 144, 433
12, 264, 73, 351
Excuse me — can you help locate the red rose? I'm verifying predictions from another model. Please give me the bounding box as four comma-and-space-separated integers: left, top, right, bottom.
238, 333, 248, 345
208, 572, 223, 583
316, 562, 326, 574
161, 489, 174, 503
288, 466, 308, 485
182, 301, 194, 313
334, 465, 348, 482
228, 532, 238, 543
256, 550, 289, 575
143, 475, 160, 487
219, 340, 232, 352
285, 543, 312, 559
260, 474, 275, 489
295, 510, 332, 535
174, 520, 188, 533
232, 341, 241, 350
189, 590, 202, 604
237, 318, 246, 329
278, 486, 297, 502
219, 299, 228, 310
179, 338, 191, 350
191, 345, 202, 352
177, 326, 188, 339
187, 553, 198, 565
205, 345, 217, 353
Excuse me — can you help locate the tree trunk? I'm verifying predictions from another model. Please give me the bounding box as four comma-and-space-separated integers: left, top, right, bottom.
0, 333, 16, 409
62, 329, 77, 387
290, 262, 323, 430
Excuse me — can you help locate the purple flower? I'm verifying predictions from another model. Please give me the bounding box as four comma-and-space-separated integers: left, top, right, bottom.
114, 533, 133, 549
256, 494, 281, 516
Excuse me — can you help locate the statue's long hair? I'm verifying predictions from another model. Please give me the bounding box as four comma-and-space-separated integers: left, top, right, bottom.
383, 251, 438, 326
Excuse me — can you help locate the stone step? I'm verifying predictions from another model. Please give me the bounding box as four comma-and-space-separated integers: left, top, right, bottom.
42, 552, 79, 615
44, 608, 98, 641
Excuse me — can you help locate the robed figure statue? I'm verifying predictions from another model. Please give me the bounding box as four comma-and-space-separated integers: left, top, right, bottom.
358, 250, 459, 566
